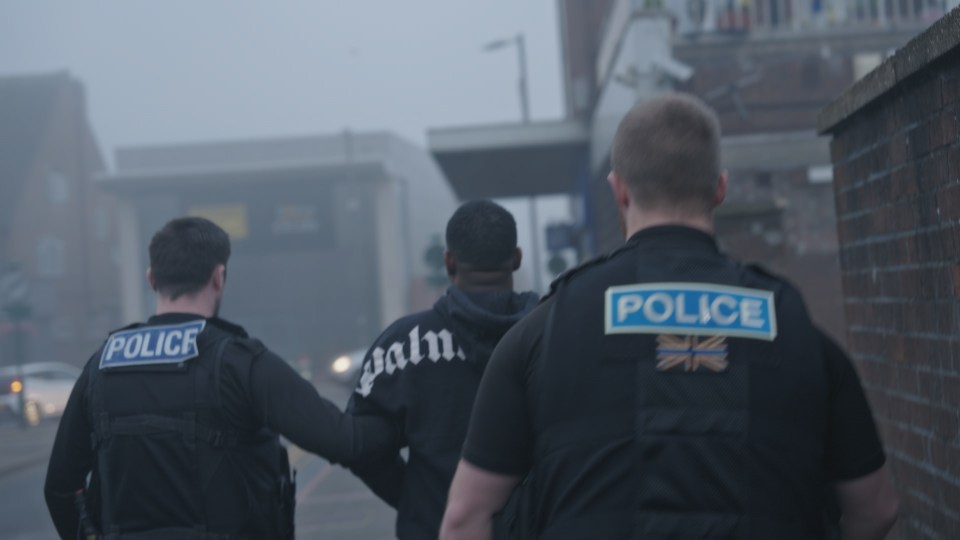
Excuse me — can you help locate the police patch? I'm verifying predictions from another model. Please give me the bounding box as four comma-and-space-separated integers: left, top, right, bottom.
604, 282, 777, 341
100, 320, 206, 369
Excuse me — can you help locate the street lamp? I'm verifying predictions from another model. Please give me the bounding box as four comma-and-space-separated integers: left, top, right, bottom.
483, 34, 543, 292
483, 34, 545, 292
482, 34, 530, 124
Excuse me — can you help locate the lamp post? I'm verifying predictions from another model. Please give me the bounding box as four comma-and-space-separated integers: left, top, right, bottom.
483, 34, 544, 292
483, 34, 530, 123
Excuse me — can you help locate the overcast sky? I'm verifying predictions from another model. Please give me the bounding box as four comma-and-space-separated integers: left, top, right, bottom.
0, 1, 564, 155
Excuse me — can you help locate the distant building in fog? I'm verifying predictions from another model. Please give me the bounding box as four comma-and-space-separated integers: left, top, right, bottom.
430, 0, 941, 343
100, 132, 456, 366
0, 72, 121, 368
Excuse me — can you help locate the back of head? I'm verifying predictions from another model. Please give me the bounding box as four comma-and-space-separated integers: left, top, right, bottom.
445, 200, 517, 271
611, 93, 722, 214
149, 217, 231, 300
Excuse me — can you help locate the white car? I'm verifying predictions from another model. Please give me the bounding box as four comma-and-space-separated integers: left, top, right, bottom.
328, 349, 366, 387
0, 362, 82, 426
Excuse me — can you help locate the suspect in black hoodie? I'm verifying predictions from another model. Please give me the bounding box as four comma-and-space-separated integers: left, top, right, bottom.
347, 201, 539, 540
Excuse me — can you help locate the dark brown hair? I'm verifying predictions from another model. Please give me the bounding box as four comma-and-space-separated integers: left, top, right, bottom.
149, 217, 231, 300
611, 93, 721, 213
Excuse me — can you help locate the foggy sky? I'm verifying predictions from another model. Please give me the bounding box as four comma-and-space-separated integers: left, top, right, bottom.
0, 1, 564, 154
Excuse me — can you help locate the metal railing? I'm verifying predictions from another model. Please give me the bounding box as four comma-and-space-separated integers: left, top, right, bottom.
692, 0, 952, 34
599, 0, 951, 45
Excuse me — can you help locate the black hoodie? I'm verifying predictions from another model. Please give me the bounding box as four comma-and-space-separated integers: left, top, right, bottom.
348, 286, 538, 540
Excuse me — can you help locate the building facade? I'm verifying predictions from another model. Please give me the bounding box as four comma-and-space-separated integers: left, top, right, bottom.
102, 132, 457, 368
0, 72, 121, 369
431, 0, 943, 342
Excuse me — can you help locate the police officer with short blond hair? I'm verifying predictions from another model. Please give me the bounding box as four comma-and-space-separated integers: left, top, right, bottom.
440, 94, 899, 540
45, 217, 396, 540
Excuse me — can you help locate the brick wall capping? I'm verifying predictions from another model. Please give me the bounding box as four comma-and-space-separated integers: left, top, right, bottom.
817, 6, 960, 135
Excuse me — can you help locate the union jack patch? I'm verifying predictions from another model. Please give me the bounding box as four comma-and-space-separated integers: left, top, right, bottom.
656, 335, 729, 373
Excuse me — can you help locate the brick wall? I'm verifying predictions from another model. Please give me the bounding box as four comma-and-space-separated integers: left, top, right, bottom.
0, 73, 120, 369
819, 9, 960, 538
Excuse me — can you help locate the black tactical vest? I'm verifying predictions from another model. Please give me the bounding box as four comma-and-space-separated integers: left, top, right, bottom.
529, 230, 830, 540
85, 321, 295, 540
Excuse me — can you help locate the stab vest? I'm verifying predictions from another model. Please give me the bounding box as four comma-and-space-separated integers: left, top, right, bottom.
85, 322, 294, 540
529, 233, 831, 540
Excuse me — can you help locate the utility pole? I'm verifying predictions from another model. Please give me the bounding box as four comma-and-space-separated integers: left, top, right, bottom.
483, 33, 544, 293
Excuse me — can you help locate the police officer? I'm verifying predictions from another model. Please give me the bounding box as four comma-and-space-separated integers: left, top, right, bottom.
440, 94, 900, 540
44, 217, 396, 540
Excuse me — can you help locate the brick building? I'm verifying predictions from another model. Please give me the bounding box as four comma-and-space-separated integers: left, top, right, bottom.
431, 0, 934, 342
0, 72, 121, 369
818, 8, 960, 537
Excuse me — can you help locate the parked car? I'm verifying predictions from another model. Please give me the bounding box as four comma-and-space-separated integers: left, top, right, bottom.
0, 362, 82, 426
328, 349, 366, 387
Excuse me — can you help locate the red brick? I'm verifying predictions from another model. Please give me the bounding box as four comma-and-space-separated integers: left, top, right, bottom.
937, 184, 960, 221
949, 146, 960, 183
951, 264, 960, 297
916, 370, 943, 401
941, 107, 959, 148
943, 376, 960, 404
881, 420, 928, 461
943, 71, 960, 106
931, 406, 959, 442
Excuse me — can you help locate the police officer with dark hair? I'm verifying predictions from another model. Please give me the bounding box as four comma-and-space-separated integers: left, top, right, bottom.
44, 216, 396, 540
440, 95, 900, 540
347, 200, 538, 540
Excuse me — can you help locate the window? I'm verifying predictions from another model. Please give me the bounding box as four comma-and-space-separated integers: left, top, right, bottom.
94, 207, 111, 240
808, 165, 833, 184
37, 236, 65, 277
46, 171, 69, 204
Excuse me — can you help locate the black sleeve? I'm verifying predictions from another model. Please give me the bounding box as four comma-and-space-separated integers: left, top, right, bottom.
821, 331, 886, 482
461, 300, 550, 476
343, 330, 410, 508
44, 361, 95, 540
234, 345, 398, 466
346, 392, 406, 508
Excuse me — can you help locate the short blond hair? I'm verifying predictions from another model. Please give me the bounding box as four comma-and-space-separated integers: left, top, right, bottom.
611, 93, 721, 213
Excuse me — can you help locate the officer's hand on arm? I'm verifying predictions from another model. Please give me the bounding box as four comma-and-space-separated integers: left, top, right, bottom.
247, 348, 399, 465
44, 363, 95, 540
345, 392, 405, 508
440, 460, 520, 540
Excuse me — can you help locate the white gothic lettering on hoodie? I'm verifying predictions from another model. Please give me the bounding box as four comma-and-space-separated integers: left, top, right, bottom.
356, 325, 466, 397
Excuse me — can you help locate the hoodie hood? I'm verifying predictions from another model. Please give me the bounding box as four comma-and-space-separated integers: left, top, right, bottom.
433, 286, 539, 369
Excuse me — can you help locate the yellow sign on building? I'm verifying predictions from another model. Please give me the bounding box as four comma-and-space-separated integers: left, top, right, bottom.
187, 204, 249, 240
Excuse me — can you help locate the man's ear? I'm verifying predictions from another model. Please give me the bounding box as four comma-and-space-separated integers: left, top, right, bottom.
714, 171, 729, 207
444, 251, 456, 277
607, 171, 631, 210
511, 247, 522, 271
211, 264, 226, 292
146, 267, 157, 291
